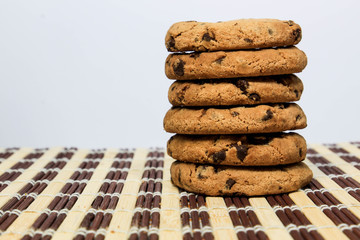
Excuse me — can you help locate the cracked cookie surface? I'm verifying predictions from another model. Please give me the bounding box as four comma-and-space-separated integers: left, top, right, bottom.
166, 19, 302, 52
165, 47, 307, 80
163, 103, 307, 134
167, 132, 306, 166
170, 161, 313, 196
168, 74, 303, 106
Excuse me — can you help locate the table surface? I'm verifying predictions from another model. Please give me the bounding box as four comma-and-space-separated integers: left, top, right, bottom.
0, 143, 360, 240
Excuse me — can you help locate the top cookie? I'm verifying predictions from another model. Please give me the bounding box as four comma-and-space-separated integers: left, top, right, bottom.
166, 19, 302, 52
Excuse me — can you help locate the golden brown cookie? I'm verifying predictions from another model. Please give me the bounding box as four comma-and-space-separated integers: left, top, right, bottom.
168, 74, 303, 106
170, 161, 313, 196
166, 19, 302, 52
167, 132, 306, 166
165, 47, 307, 80
163, 103, 307, 134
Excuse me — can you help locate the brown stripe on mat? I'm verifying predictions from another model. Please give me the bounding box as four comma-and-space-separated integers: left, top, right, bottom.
0, 150, 45, 192
128, 150, 164, 240
307, 148, 360, 203
266, 194, 323, 240
0, 148, 18, 161
224, 196, 268, 240
0, 152, 13, 161
21, 149, 104, 240
179, 191, 214, 240
73, 150, 134, 240
350, 142, 360, 149
0, 148, 75, 232
326, 145, 360, 171
303, 177, 360, 239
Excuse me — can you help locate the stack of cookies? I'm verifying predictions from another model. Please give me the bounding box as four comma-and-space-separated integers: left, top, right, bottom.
163, 19, 313, 196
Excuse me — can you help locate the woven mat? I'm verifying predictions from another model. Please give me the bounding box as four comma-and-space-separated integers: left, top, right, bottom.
0, 143, 360, 240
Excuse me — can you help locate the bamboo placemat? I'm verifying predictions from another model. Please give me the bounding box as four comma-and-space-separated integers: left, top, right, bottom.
0, 143, 360, 240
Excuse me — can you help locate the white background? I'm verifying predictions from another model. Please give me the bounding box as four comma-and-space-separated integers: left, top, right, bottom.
0, 0, 359, 148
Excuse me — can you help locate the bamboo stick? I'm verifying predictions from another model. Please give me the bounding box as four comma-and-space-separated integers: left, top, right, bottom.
0, 149, 89, 239
206, 197, 237, 240
51, 148, 118, 240
311, 144, 360, 182
0, 147, 62, 208
105, 148, 148, 240
159, 153, 182, 240
289, 190, 347, 239
305, 158, 360, 219
338, 142, 360, 157
249, 197, 292, 240
0, 147, 33, 173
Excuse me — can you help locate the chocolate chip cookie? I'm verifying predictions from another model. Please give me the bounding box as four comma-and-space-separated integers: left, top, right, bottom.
166, 19, 302, 52
167, 132, 306, 166
165, 47, 307, 80
170, 161, 313, 196
163, 103, 306, 134
168, 74, 303, 106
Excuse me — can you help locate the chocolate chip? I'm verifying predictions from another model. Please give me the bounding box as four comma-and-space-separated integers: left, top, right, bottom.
235, 79, 249, 92
262, 110, 273, 121
268, 29, 273, 35
275, 76, 290, 86
278, 103, 290, 109
167, 36, 175, 50
178, 169, 182, 184
213, 166, 224, 173
231, 111, 239, 117
299, 148, 303, 157
296, 114, 302, 121
199, 109, 208, 119
173, 59, 185, 76
212, 150, 226, 163
190, 52, 201, 59
202, 32, 216, 42
177, 85, 189, 102
215, 56, 226, 64
294, 89, 299, 98
226, 179, 236, 189
166, 59, 171, 66
195, 164, 201, 171
248, 93, 260, 101
293, 28, 301, 41
244, 38, 253, 43
198, 174, 207, 179
286, 20, 294, 26
247, 135, 272, 145
196, 165, 208, 179
235, 145, 248, 161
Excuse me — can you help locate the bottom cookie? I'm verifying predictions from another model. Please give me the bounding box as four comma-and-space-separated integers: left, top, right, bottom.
170, 161, 312, 196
